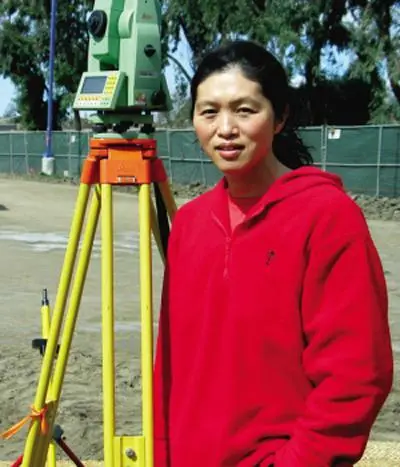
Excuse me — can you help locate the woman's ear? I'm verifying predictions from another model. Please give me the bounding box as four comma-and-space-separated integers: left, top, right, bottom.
274, 105, 289, 134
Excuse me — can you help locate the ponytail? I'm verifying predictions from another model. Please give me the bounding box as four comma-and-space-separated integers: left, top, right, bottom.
272, 87, 313, 169
273, 129, 313, 169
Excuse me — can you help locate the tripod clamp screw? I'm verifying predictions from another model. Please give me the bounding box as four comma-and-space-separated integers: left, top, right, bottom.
125, 448, 137, 460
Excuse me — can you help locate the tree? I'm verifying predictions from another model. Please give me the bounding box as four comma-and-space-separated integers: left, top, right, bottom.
0, 0, 93, 130
163, 0, 270, 69
1, 0, 398, 128
347, 0, 400, 107
163, 0, 400, 124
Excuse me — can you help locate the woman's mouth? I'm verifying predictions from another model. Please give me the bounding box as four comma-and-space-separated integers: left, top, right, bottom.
215, 144, 244, 159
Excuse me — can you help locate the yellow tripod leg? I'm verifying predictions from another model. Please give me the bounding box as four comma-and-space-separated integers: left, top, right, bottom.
33, 185, 102, 467
139, 183, 154, 467
22, 184, 101, 467
50, 185, 101, 396
22, 183, 92, 467
47, 430, 57, 467
102, 184, 116, 466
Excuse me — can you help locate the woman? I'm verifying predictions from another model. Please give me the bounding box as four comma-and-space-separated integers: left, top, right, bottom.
154, 40, 393, 467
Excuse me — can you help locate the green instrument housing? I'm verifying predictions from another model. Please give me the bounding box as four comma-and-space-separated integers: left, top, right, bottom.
73, 0, 171, 117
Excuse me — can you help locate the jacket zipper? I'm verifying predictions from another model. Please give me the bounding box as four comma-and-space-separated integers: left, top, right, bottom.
224, 236, 232, 279
211, 212, 232, 279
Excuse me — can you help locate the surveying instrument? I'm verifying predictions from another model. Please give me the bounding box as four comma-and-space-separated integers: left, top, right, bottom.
2, 0, 176, 465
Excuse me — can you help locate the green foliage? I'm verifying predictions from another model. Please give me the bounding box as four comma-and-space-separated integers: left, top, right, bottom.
164, 0, 400, 125
0, 0, 398, 127
0, 0, 94, 130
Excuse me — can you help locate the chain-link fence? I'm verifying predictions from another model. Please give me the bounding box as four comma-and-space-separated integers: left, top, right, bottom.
0, 125, 399, 197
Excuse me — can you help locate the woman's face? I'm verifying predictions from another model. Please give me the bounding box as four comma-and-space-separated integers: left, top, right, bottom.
193, 66, 281, 176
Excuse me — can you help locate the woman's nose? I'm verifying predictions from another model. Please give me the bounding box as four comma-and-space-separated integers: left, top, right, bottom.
217, 112, 238, 137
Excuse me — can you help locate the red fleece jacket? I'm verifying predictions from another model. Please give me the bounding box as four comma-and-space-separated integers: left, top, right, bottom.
154, 167, 393, 467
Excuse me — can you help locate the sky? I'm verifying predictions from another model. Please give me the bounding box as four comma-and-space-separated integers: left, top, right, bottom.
0, 77, 16, 116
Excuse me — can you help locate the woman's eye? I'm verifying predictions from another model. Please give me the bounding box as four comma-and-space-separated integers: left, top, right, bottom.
201, 109, 217, 116
237, 107, 255, 114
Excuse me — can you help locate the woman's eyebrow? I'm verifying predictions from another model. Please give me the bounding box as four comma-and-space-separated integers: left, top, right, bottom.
195, 100, 218, 108
196, 96, 260, 108
230, 97, 260, 106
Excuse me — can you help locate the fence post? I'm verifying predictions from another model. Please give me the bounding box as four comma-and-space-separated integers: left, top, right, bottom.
199, 145, 206, 185
68, 131, 72, 177
24, 131, 29, 174
9, 133, 13, 174
77, 130, 83, 177
321, 125, 327, 171
376, 125, 383, 197
166, 129, 173, 183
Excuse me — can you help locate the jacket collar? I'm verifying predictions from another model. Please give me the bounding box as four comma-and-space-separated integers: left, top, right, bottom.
209, 178, 271, 233
209, 179, 231, 233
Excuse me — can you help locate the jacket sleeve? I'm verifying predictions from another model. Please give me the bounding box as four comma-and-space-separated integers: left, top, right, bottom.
274, 231, 393, 467
153, 213, 181, 467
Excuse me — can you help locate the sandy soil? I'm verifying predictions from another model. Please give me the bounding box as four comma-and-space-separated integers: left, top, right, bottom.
0, 178, 399, 464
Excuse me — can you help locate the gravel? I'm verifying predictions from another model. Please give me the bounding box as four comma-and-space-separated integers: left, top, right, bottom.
1, 173, 400, 222
350, 193, 400, 222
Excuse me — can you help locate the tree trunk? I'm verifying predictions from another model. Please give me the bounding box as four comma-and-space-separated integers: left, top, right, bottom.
73, 109, 82, 132
374, 2, 400, 104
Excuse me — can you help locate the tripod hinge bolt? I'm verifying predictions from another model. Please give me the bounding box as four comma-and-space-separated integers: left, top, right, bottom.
125, 448, 137, 460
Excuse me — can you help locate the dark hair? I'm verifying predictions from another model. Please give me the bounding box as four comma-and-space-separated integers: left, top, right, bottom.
190, 40, 313, 169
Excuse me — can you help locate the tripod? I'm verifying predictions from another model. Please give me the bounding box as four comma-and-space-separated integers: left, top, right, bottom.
5, 135, 177, 467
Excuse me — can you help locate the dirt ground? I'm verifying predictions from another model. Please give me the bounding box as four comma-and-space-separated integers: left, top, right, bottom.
0, 178, 399, 464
